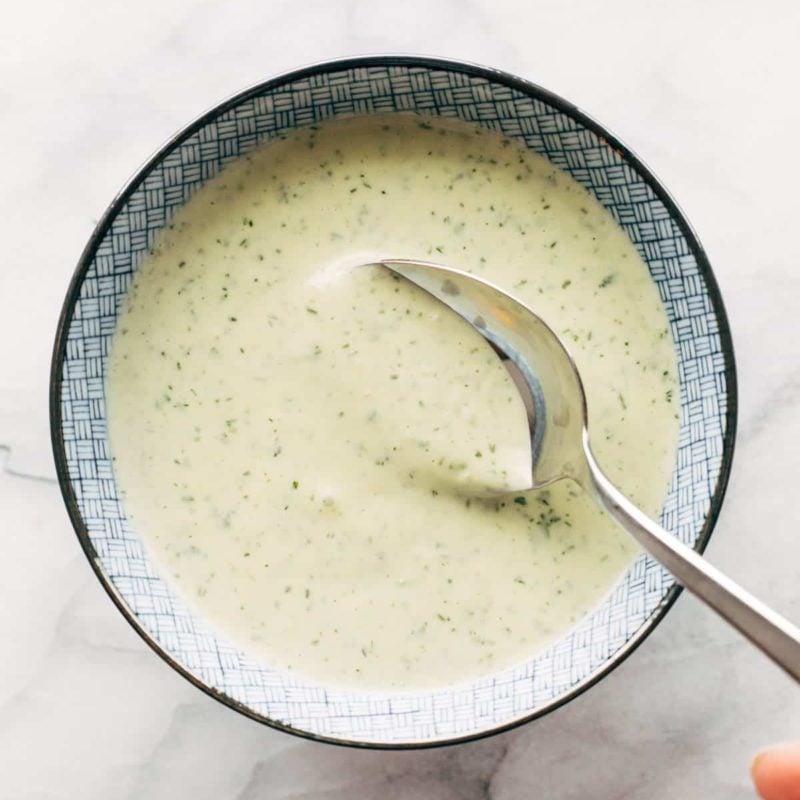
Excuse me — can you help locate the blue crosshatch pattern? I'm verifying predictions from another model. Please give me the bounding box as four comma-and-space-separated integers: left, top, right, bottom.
57, 63, 731, 744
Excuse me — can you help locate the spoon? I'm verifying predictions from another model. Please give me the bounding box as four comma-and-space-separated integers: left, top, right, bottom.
377, 258, 800, 683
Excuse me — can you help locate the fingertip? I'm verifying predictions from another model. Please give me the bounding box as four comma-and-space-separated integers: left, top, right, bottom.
751, 742, 800, 800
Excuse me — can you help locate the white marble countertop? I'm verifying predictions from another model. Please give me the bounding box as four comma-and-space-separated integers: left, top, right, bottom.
2, 1, 799, 797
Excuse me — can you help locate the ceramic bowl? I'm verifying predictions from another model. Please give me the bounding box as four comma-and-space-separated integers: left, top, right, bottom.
50, 56, 737, 747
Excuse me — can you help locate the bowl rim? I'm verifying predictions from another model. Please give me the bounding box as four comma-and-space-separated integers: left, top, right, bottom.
49, 53, 739, 749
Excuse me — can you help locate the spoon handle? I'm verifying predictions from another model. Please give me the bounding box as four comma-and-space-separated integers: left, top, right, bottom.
584, 443, 800, 684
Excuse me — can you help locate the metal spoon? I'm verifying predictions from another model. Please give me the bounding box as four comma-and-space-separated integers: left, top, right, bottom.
378, 258, 800, 683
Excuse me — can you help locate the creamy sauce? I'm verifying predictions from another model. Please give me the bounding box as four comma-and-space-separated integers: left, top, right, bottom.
107, 115, 679, 690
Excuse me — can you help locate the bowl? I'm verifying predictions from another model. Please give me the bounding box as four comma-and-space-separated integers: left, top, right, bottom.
50, 56, 737, 747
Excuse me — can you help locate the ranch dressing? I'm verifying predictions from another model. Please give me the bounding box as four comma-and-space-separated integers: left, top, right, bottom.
107, 115, 679, 690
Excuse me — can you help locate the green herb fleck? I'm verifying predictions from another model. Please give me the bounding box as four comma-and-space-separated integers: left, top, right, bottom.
598, 274, 615, 289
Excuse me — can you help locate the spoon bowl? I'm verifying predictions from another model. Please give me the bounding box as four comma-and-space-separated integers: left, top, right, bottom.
379, 257, 800, 683
379, 258, 588, 492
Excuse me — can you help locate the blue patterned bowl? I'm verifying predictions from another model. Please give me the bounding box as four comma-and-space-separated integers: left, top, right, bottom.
50, 56, 737, 747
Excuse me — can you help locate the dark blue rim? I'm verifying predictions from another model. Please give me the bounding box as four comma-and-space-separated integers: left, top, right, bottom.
49, 54, 738, 750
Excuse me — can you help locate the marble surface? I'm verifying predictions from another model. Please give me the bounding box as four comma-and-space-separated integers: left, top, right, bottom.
2, 0, 799, 797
